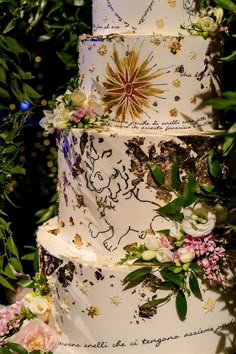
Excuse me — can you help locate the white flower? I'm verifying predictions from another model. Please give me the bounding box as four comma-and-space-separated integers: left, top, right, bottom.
70, 89, 87, 107
39, 110, 55, 133
208, 6, 224, 24
199, 16, 218, 33
156, 248, 173, 263
144, 237, 162, 250
169, 221, 184, 239
182, 202, 216, 237
52, 103, 73, 129
25, 296, 49, 316
178, 247, 195, 263
142, 250, 157, 261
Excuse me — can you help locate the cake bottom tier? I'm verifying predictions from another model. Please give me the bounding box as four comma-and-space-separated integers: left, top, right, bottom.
38, 218, 236, 354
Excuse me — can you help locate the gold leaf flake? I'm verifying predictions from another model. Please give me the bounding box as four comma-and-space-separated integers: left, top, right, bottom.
110, 295, 123, 306
190, 96, 197, 104
169, 108, 178, 117
97, 44, 108, 56
167, 0, 176, 8
73, 234, 83, 248
155, 19, 165, 29
202, 297, 216, 313
87, 305, 100, 318
172, 79, 181, 88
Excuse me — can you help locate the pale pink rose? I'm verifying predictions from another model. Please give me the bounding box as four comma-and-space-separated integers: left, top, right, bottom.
10, 318, 58, 352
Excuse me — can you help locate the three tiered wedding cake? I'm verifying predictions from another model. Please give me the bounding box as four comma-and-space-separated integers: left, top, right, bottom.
38, 1, 236, 353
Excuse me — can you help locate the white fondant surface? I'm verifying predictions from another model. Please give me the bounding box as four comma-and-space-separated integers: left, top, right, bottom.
79, 34, 221, 131
92, 0, 197, 35
38, 220, 236, 354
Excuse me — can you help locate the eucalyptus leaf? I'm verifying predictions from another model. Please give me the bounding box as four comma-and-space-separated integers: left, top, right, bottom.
189, 272, 202, 300
123, 267, 152, 283
147, 161, 165, 185
198, 183, 215, 193
0, 86, 10, 99
176, 289, 187, 321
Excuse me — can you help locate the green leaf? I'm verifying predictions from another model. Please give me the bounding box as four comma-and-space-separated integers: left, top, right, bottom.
157, 197, 184, 215
158, 280, 178, 289
17, 279, 35, 288
183, 172, 197, 207
123, 267, 152, 283
7, 235, 19, 257
147, 161, 165, 185
198, 183, 215, 193
189, 272, 202, 300
21, 253, 35, 261
208, 152, 221, 178
9, 257, 23, 273
190, 262, 204, 276
176, 289, 187, 321
171, 158, 181, 190
140, 295, 171, 309
0, 274, 15, 291
4, 343, 28, 354
160, 269, 183, 287
4, 264, 17, 280
23, 83, 41, 99
0, 347, 12, 354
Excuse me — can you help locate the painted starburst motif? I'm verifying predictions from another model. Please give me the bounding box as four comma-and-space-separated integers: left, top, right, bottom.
102, 46, 168, 123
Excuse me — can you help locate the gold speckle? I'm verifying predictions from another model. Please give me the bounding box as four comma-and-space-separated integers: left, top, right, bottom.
167, 0, 176, 8
188, 51, 196, 60
89, 65, 95, 73
60, 220, 65, 228
172, 79, 181, 88
150, 35, 161, 46
97, 44, 108, 56
168, 39, 182, 55
190, 96, 197, 104
110, 295, 123, 306
73, 234, 83, 248
103, 15, 108, 22
169, 108, 178, 117
202, 297, 216, 313
155, 19, 165, 29
86, 305, 100, 318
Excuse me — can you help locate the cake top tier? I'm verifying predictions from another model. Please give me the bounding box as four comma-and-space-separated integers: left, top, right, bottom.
92, 0, 198, 35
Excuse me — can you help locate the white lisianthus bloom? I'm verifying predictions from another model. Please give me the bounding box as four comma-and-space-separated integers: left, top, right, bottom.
142, 250, 157, 261
25, 296, 49, 316
182, 202, 216, 237
178, 247, 195, 263
199, 16, 218, 33
169, 221, 184, 239
156, 248, 173, 263
144, 236, 162, 250
70, 89, 87, 107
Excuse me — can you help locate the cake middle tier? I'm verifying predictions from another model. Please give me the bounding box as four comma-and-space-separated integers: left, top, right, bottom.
56, 128, 217, 261
79, 34, 221, 132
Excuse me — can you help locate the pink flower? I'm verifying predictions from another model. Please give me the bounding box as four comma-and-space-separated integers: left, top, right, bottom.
10, 318, 58, 352
73, 107, 86, 122
0, 301, 23, 338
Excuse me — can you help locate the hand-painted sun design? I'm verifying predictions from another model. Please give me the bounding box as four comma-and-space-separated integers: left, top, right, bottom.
102, 46, 168, 123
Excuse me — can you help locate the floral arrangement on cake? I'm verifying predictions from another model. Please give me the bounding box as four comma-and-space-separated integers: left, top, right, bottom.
120, 153, 236, 320
39, 77, 108, 134
181, 1, 229, 38
0, 274, 59, 354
